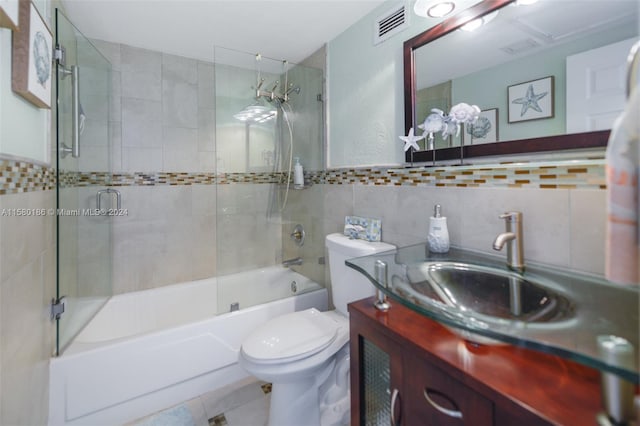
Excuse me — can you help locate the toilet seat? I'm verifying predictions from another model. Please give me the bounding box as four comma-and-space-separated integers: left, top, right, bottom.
241, 308, 340, 364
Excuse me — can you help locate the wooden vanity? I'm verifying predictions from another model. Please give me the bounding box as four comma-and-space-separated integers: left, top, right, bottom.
349, 297, 603, 425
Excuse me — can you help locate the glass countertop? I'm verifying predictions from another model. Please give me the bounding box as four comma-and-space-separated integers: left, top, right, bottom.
346, 243, 639, 383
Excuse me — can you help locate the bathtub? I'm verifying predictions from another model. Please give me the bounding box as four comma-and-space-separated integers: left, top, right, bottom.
49, 266, 328, 426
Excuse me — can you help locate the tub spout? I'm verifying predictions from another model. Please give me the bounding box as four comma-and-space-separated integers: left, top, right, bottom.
282, 257, 303, 267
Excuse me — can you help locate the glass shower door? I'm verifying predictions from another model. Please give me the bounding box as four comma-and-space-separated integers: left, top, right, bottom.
55, 10, 113, 354
214, 48, 282, 313
214, 47, 325, 313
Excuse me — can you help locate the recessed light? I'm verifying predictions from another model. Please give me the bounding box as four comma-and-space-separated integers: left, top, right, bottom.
414, 0, 456, 18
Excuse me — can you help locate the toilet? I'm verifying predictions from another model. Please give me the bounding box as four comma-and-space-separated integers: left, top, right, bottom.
238, 233, 395, 426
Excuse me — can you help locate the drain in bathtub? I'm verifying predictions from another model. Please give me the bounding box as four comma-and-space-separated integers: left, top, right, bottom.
291, 280, 298, 293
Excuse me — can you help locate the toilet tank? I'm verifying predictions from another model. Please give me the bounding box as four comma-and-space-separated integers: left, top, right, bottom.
325, 233, 396, 316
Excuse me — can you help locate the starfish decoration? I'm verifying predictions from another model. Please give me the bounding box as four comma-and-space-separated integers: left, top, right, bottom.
512, 84, 548, 117
399, 127, 425, 152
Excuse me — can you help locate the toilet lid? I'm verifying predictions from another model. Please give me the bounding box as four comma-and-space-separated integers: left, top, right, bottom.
241, 308, 339, 363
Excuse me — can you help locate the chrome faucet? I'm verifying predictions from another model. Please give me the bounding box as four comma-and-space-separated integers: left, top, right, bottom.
493, 211, 524, 272
282, 257, 303, 267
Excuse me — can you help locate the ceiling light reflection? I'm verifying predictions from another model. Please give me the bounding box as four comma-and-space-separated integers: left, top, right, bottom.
460, 10, 499, 32
233, 104, 277, 124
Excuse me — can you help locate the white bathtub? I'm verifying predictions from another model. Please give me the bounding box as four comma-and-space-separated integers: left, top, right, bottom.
49, 267, 328, 426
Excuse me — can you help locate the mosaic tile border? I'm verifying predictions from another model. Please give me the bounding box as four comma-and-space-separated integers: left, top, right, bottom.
313, 160, 606, 190
0, 158, 56, 195
62, 171, 285, 188
1, 158, 606, 194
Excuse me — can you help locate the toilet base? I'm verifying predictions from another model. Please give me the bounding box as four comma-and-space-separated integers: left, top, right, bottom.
266, 347, 351, 426
267, 358, 335, 426
319, 348, 350, 426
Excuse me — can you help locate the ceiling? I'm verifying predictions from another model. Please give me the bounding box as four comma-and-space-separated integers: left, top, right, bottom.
60, 0, 387, 64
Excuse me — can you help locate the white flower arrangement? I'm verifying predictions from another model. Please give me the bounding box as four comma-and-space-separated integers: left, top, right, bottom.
450, 103, 480, 124
416, 103, 481, 145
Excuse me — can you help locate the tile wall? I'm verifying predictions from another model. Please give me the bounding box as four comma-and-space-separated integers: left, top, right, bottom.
1, 3, 57, 421
282, 185, 327, 287
90, 41, 221, 293
318, 173, 607, 277
63, 156, 609, 295
90, 40, 320, 294
90, 40, 217, 174
0, 159, 56, 425
0, 147, 608, 425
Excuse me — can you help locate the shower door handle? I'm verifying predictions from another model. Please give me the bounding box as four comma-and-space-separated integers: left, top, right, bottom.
71, 65, 80, 158
60, 65, 80, 158
96, 188, 121, 214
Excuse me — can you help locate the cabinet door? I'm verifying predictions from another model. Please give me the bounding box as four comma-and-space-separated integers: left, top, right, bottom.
361, 338, 395, 425
351, 324, 404, 426
404, 353, 493, 426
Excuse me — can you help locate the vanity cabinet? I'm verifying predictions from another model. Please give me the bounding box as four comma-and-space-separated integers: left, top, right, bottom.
403, 351, 493, 425
349, 297, 602, 426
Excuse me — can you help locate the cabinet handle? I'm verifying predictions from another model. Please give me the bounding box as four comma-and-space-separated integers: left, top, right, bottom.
391, 388, 400, 426
424, 388, 463, 419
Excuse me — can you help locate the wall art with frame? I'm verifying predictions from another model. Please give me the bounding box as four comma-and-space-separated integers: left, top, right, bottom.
466, 108, 498, 144
508, 76, 554, 123
12, 0, 52, 109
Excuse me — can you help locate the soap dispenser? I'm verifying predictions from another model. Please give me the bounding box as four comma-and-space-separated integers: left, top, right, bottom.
428, 204, 450, 253
293, 157, 304, 189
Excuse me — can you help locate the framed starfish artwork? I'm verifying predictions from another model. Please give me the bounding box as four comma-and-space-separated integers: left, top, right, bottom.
507, 76, 554, 123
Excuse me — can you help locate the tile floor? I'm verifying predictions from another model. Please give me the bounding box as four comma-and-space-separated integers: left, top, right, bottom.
128, 377, 271, 426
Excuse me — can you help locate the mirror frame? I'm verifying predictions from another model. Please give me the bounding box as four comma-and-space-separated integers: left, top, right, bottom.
403, 0, 610, 164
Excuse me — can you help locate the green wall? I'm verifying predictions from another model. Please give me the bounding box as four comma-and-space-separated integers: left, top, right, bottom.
451, 26, 637, 143
326, 0, 481, 168
327, 0, 639, 167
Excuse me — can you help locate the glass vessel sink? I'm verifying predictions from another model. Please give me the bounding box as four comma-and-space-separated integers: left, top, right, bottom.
405, 261, 575, 321
346, 244, 639, 383
397, 261, 576, 345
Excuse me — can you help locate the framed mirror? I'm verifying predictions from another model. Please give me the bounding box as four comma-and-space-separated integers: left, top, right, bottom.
404, 0, 639, 163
